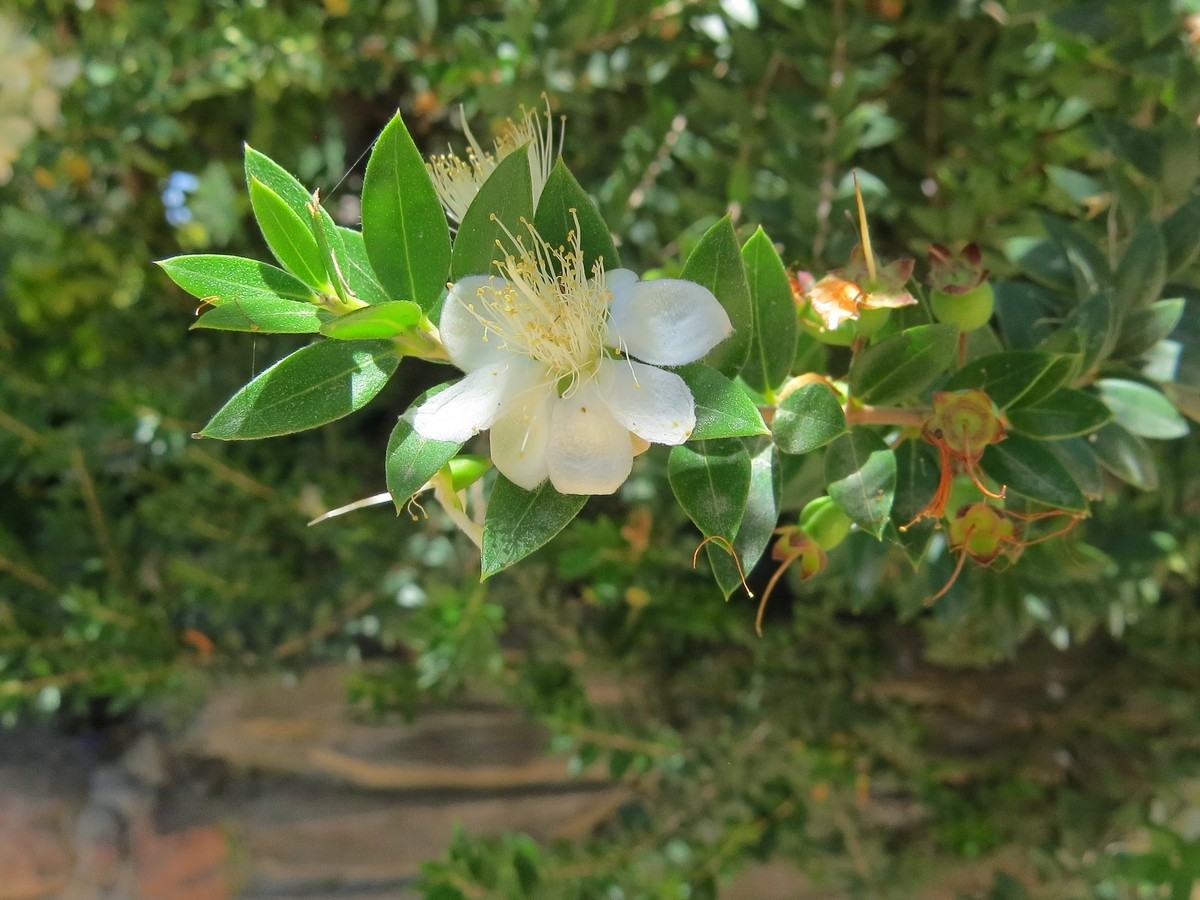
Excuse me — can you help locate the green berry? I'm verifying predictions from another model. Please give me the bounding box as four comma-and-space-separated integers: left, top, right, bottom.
800, 496, 853, 550
930, 282, 994, 332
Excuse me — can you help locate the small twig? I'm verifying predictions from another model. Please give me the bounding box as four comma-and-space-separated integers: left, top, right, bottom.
0, 554, 59, 596
70, 446, 127, 589
272, 591, 378, 660
0, 408, 45, 447
845, 405, 929, 428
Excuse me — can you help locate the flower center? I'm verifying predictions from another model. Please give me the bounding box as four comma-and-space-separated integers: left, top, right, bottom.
465, 216, 611, 391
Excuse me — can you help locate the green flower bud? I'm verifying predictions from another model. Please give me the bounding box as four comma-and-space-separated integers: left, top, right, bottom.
799, 496, 853, 550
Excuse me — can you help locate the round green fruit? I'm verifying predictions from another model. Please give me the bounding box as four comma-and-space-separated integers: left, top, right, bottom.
930, 282, 994, 332
799, 496, 853, 550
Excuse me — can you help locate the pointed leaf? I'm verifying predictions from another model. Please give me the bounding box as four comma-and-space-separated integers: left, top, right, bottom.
451, 146, 534, 280
193, 296, 330, 333
944, 350, 1077, 409
1113, 298, 1185, 360
668, 438, 752, 543
681, 216, 753, 378
158, 255, 317, 306
200, 340, 400, 439
336, 227, 393, 305
1096, 378, 1190, 439
849, 323, 958, 404
534, 158, 620, 273
980, 434, 1086, 510
708, 441, 781, 599
244, 145, 312, 221
824, 430, 896, 539
1045, 438, 1105, 499
675, 364, 767, 440
1042, 214, 1109, 297
386, 386, 463, 508
1005, 388, 1113, 439
740, 227, 797, 395
773, 382, 847, 455
1089, 422, 1159, 490
320, 301, 424, 340
1163, 195, 1200, 277
1113, 222, 1167, 315
361, 111, 451, 309
481, 477, 587, 577
248, 178, 329, 291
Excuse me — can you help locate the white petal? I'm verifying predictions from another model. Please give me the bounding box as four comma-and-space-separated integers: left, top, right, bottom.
603, 268, 639, 298
440, 276, 509, 371
606, 278, 733, 366
489, 385, 554, 490
596, 359, 695, 445
545, 382, 633, 495
412, 356, 548, 443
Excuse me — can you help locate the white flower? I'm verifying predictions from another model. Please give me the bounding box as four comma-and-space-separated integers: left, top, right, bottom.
412, 219, 733, 495
426, 97, 559, 226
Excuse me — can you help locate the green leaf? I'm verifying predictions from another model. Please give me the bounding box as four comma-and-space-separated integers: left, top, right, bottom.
200, 339, 400, 439
849, 323, 958, 404
361, 111, 451, 310
980, 434, 1086, 510
1045, 438, 1105, 500
158, 255, 317, 306
1041, 214, 1109, 297
1113, 298, 1185, 360
943, 351, 1077, 409
1056, 292, 1119, 374
244, 145, 312, 221
680, 216, 753, 379
1003, 236, 1073, 291
891, 439, 941, 528
740, 227, 797, 396
1005, 389, 1113, 439
320, 301, 424, 340
674, 364, 767, 440
773, 382, 847, 455
1113, 222, 1167, 316
668, 439, 752, 543
336, 228, 393, 305
824, 430, 896, 539
481, 477, 587, 578
386, 387, 463, 509
533, 158, 620, 274
1163, 195, 1200, 277
992, 280, 1061, 350
451, 146, 534, 280
1089, 422, 1159, 490
708, 441, 780, 599
1095, 378, 1190, 439
193, 296, 330, 333
248, 177, 330, 291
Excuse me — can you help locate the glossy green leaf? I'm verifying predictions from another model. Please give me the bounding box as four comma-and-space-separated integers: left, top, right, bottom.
709, 441, 781, 600
244, 145, 312, 221
1005, 389, 1113, 439
891, 439, 941, 528
1113, 298, 1185, 360
1057, 291, 1119, 374
825, 430, 896, 539
674, 364, 767, 440
200, 339, 400, 439
248, 178, 329, 291
740, 227, 797, 395
992, 280, 1061, 350
158, 255, 317, 306
773, 382, 847, 455
1089, 422, 1159, 490
451, 146, 534, 280
1113, 222, 1167, 316
193, 296, 330, 333
849, 323, 958, 404
1163, 195, 1200, 277
1046, 438, 1105, 499
361, 111, 451, 309
1042, 214, 1108, 297
481, 477, 588, 578
681, 216, 753, 378
1095, 378, 1190, 439
980, 434, 1086, 510
533, 158, 620, 274
1003, 236, 1073, 291
320, 301, 423, 340
943, 350, 1077, 409
336, 227, 393, 305
386, 386, 462, 509
668, 438, 752, 543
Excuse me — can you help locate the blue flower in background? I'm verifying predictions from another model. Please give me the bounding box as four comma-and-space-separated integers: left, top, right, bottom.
162, 170, 199, 226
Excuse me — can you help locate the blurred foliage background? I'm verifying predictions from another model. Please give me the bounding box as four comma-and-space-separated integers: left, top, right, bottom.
4, 0, 1200, 896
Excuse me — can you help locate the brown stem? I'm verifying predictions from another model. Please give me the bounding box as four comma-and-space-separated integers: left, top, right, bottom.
845, 405, 928, 428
